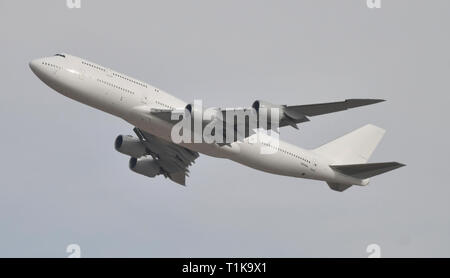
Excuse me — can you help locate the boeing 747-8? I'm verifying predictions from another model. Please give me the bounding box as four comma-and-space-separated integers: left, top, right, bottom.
29, 54, 404, 191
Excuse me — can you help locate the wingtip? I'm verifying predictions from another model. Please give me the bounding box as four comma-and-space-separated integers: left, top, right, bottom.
346, 98, 386, 109
389, 162, 406, 169
362, 98, 386, 105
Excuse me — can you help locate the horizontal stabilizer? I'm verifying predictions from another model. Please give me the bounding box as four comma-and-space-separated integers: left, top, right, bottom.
330, 162, 405, 179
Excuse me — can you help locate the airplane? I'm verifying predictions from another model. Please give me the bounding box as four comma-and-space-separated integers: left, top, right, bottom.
29, 53, 404, 192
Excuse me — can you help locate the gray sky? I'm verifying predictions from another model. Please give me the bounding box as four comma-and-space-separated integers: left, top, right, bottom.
0, 0, 449, 257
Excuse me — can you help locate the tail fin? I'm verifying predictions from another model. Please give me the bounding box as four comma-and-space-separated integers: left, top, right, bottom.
330, 162, 405, 179
313, 124, 385, 164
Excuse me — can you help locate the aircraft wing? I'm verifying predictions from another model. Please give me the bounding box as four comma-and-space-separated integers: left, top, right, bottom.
146, 98, 385, 143
133, 127, 199, 185
218, 99, 385, 130
283, 99, 385, 117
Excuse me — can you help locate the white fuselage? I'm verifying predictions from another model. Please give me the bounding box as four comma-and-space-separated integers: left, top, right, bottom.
29, 54, 367, 186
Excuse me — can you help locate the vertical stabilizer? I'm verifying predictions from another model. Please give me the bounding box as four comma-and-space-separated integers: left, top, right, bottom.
313, 124, 385, 164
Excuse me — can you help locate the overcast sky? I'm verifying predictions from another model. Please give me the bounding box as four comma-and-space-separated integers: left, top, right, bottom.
0, 0, 449, 257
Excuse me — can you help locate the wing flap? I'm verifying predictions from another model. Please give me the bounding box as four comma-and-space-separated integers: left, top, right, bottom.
168, 171, 187, 186
133, 128, 199, 185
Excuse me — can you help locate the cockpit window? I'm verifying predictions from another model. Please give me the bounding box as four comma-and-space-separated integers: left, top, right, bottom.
54, 54, 66, 58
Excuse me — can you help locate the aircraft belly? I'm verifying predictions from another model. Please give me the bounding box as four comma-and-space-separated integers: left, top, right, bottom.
224, 142, 301, 177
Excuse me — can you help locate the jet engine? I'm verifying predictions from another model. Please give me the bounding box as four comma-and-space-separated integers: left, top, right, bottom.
252, 100, 285, 124
252, 100, 308, 128
114, 135, 147, 158
129, 157, 161, 178
184, 102, 204, 122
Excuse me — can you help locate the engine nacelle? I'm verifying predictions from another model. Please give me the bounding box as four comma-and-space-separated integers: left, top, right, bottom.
252, 100, 285, 127
129, 157, 161, 178
114, 135, 147, 158
185, 102, 203, 122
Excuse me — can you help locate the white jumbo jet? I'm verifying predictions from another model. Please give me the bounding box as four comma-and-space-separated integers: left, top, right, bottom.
29, 53, 404, 192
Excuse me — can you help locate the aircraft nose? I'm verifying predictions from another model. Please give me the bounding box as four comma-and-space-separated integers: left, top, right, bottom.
29, 59, 41, 75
